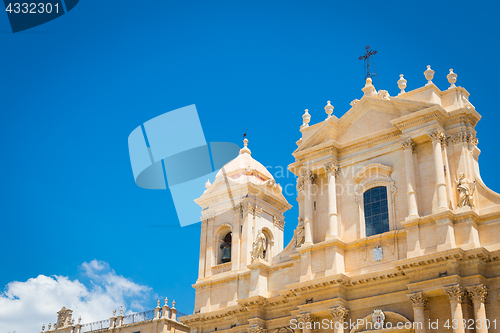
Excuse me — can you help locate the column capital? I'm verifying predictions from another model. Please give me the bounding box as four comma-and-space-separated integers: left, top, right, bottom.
451, 131, 468, 145
233, 204, 243, 215
329, 306, 349, 322
297, 313, 317, 324
297, 176, 304, 191
429, 129, 445, 142
302, 169, 316, 183
466, 284, 488, 303
324, 161, 341, 177
444, 285, 465, 303
401, 138, 416, 151
273, 216, 284, 231
407, 292, 429, 308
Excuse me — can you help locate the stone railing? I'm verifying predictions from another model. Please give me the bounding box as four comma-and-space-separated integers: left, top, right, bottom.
212, 262, 231, 275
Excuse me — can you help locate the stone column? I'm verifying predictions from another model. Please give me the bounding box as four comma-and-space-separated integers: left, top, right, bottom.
402, 139, 419, 218
198, 218, 208, 278
303, 169, 315, 245
232, 204, 242, 270
325, 162, 340, 239
430, 130, 448, 212
467, 285, 489, 333
445, 285, 466, 333
329, 306, 349, 333
204, 216, 215, 276
408, 292, 428, 333
298, 313, 316, 333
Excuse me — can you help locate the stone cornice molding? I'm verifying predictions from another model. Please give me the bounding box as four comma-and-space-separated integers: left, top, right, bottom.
444, 285, 465, 303
407, 292, 428, 309
466, 284, 488, 303
180, 306, 249, 325
329, 306, 349, 322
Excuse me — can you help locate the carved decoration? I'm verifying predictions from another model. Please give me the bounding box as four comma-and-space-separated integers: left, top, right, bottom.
329, 306, 349, 322
302, 169, 316, 183
297, 313, 316, 324
372, 310, 385, 329
451, 131, 467, 144
233, 204, 243, 215
297, 177, 304, 192
407, 292, 429, 308
444, 285, 465, 303
467, 285, 488, 303
251, 229, 267, 260
454, 173, 476, 208
273, 216, 285, 231
377, 90, 390, 100
430, 129, 445, 142
249, 326, 267, 333
401, 138, 415, 151
295, 217, 305, 248
55, 306, 73, 329
325, 161, 341, 177
350, 99, 359, 106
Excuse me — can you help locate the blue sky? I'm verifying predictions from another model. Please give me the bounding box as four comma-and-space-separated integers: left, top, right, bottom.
1, 0, 499, 329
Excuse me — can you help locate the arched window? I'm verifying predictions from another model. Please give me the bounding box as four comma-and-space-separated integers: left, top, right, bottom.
218, 232, 232, 264
363, 186, 389, 237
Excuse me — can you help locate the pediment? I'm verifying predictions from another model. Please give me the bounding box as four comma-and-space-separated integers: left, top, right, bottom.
295, 97, 435, 154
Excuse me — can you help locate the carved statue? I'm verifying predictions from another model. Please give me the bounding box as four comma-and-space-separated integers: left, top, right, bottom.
454, 173, 476, 208
295, 217, 305, 248
251, 229, 267, 260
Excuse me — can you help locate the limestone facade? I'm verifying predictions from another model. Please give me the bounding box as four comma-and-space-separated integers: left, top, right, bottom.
183, 68, 500, 333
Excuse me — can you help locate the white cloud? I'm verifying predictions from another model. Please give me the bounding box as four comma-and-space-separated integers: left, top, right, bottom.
0, 260, 153, 333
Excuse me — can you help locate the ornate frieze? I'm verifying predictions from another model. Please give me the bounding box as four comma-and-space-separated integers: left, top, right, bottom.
444, 285, 465, 303
407, 292, 429, 308
324, 161, 341, 177
329, 306, 349, 322
466, 284, 488, 303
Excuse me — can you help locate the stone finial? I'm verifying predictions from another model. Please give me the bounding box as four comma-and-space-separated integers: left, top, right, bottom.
300, 109, 311, 130
424, 65, 434, 85
120, 306, 123, 316
164, 297, 168, 306
113, 309, 116, 317
157, 299, 161, 307
205, 179, 211, 189
172, 300, 176, 309
239, 137, 251, 155
78, 316, 81, 324
447, 69, 457, 89
48, 324, 52, 330
42, 324, 45, 332
397, 74, 407, 94
324, 101, 334, 118
362, 77, 377, 97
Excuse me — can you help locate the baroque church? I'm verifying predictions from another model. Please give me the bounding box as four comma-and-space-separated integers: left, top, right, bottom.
43, 67, 500, 333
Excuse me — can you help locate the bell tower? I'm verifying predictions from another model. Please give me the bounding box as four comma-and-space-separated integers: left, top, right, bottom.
193, 138, 291, 312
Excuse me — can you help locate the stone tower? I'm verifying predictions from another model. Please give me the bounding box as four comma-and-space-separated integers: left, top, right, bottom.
194, 138, 291, 312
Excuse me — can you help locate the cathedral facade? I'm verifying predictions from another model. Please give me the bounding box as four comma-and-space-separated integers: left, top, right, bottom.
182, 68, 500, 333
43, 67, 500, 333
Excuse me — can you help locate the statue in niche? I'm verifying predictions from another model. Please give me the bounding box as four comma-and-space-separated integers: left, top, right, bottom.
295, 217, 305, 248
251, 229, 267, 260
454, 173, 476, 208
